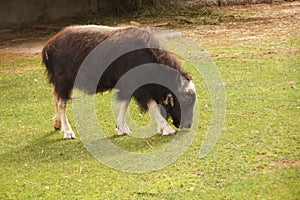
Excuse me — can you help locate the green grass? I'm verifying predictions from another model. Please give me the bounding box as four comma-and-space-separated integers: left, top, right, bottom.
1, 7, 300, 200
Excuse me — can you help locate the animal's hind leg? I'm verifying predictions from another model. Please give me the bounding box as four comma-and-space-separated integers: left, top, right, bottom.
53, 87, 75, 139
53, 89, 61, 130
57, 97, 76, 139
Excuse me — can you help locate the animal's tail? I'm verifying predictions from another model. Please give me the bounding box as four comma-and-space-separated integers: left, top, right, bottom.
42, 36, 60, 85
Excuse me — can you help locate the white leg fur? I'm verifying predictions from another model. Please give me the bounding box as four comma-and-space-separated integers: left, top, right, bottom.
53, 90, 75, 139
148, 100, 176, 136
116, 100, 131, 135
58, 98, 76, 139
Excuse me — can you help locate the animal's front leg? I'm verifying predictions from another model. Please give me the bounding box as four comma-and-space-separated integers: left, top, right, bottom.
148, 100, 176, 136
58, 98, 76, 139
116, 100, 131, 135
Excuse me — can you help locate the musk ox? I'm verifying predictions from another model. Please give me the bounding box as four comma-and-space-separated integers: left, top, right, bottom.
42, 25, 196, 139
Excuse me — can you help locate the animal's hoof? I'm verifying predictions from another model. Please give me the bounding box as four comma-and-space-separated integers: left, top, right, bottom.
63, 132, 76, 140
116, 128, 131, 136
161, 124, 176, 136
162, 130, 176, 136
117, 131, 130, 136
53, 118, 61, 130
63, 136, 76, 140
115, 123, 131, 136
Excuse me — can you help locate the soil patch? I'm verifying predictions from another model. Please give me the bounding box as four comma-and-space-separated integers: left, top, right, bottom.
0, 1, 298, 55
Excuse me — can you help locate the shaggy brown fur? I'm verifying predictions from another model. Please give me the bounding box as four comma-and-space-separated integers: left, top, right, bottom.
42, 25, 194, 127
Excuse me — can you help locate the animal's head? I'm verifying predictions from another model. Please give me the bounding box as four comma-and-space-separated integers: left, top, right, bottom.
162, 77, 196, 129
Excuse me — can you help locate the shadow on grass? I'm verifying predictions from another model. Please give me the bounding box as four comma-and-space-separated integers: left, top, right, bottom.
1, 128, 178, 166
0, 130, 89, 165
104, 131, 176, 153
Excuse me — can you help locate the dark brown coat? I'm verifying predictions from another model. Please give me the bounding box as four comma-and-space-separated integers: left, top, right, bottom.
42, 25, 194, 127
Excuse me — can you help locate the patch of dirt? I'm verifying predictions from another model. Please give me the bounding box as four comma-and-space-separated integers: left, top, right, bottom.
252, 159, 300, 174
0, 53, 41, 74
0, 66, 41, 75
0, 1, 298, 54
272, 160, 300, 168
252, 152, 300, 175
0, 41, 46, 54
182, 1, 300, 52
0, 53, 40, 64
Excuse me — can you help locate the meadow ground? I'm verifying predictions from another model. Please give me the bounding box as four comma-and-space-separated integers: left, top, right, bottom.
0, 1, 299, 199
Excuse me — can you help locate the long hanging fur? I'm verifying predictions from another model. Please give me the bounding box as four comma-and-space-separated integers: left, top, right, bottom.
132, 28, 192, 81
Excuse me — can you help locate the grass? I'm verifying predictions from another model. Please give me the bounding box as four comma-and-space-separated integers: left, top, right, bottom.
0, 2, 299, 199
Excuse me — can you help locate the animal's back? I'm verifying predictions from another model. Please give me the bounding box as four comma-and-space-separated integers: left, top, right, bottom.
42, 25, 136, 99
43, 26, 125, 78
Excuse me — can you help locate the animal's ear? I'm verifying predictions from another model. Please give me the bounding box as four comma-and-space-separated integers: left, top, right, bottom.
164, 93, 174, 107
